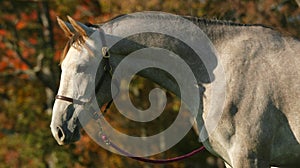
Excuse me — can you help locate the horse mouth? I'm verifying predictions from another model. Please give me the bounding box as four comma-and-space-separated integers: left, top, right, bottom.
68, 128, 81, 144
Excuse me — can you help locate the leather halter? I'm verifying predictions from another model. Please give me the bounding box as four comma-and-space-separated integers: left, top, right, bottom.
55, 95, 88, 105
55, 95, 74, 103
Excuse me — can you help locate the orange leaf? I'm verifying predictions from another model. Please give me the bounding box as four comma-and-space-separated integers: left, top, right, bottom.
22, 49, 29, 58
0, 61, 8, 71
0, 29, 6, 36
16, 21, 26, 30
28, 37, 37, 45
3, 14, 16, 21
0, 42, 6, 49
30, 11, 37, 20
54, 50, 61, 62
19, 73, 29, 79
6, 49, 16, 57
20, 62, 28, 70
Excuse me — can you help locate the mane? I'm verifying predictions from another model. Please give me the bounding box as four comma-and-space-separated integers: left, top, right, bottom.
60, 31, 86, 63
102, 13, 274, 30
60, 13, 274, 63
183, 15, 273, 29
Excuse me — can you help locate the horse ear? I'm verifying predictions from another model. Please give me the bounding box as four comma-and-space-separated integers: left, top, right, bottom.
67, 16, 95, 37
57, 17, 74, 38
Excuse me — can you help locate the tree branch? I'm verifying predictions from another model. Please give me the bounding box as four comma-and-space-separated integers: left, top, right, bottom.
296, 0, 300, 7
10, 27, 34, 69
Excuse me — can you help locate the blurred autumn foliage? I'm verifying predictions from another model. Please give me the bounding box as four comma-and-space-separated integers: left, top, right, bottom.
0, 0, 299, 167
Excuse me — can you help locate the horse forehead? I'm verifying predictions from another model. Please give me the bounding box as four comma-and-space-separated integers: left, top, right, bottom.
61, 31, 102, 68
62, 43, 91, 66
61, 48, 81, 68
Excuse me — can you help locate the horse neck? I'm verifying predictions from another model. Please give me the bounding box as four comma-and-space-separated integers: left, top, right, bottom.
106, 19, 239, 95
105, 15, 260, 105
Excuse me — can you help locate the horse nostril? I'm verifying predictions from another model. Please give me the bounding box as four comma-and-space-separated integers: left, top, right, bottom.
57, 126, 65, 142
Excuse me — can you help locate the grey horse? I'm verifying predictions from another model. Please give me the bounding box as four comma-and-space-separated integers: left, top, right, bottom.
51, 12, 300, 167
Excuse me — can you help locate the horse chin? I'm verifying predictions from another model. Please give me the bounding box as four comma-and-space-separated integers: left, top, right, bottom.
58, 126, 81, 145
70, 127, 81, 143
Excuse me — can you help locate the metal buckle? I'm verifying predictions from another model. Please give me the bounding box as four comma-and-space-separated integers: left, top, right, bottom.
102, 47, 110, 58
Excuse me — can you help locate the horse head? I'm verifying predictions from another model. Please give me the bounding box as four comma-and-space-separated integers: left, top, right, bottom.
50, 17, 111, 145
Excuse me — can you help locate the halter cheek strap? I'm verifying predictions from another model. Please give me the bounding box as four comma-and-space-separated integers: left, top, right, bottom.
99, 28, 112, 75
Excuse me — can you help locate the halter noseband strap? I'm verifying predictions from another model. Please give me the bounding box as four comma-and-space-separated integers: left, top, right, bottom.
55, 95, 90, 105
55, 95, 74, 103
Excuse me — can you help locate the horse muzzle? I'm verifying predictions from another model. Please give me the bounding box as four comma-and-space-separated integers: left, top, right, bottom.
51, 120, 81, 145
